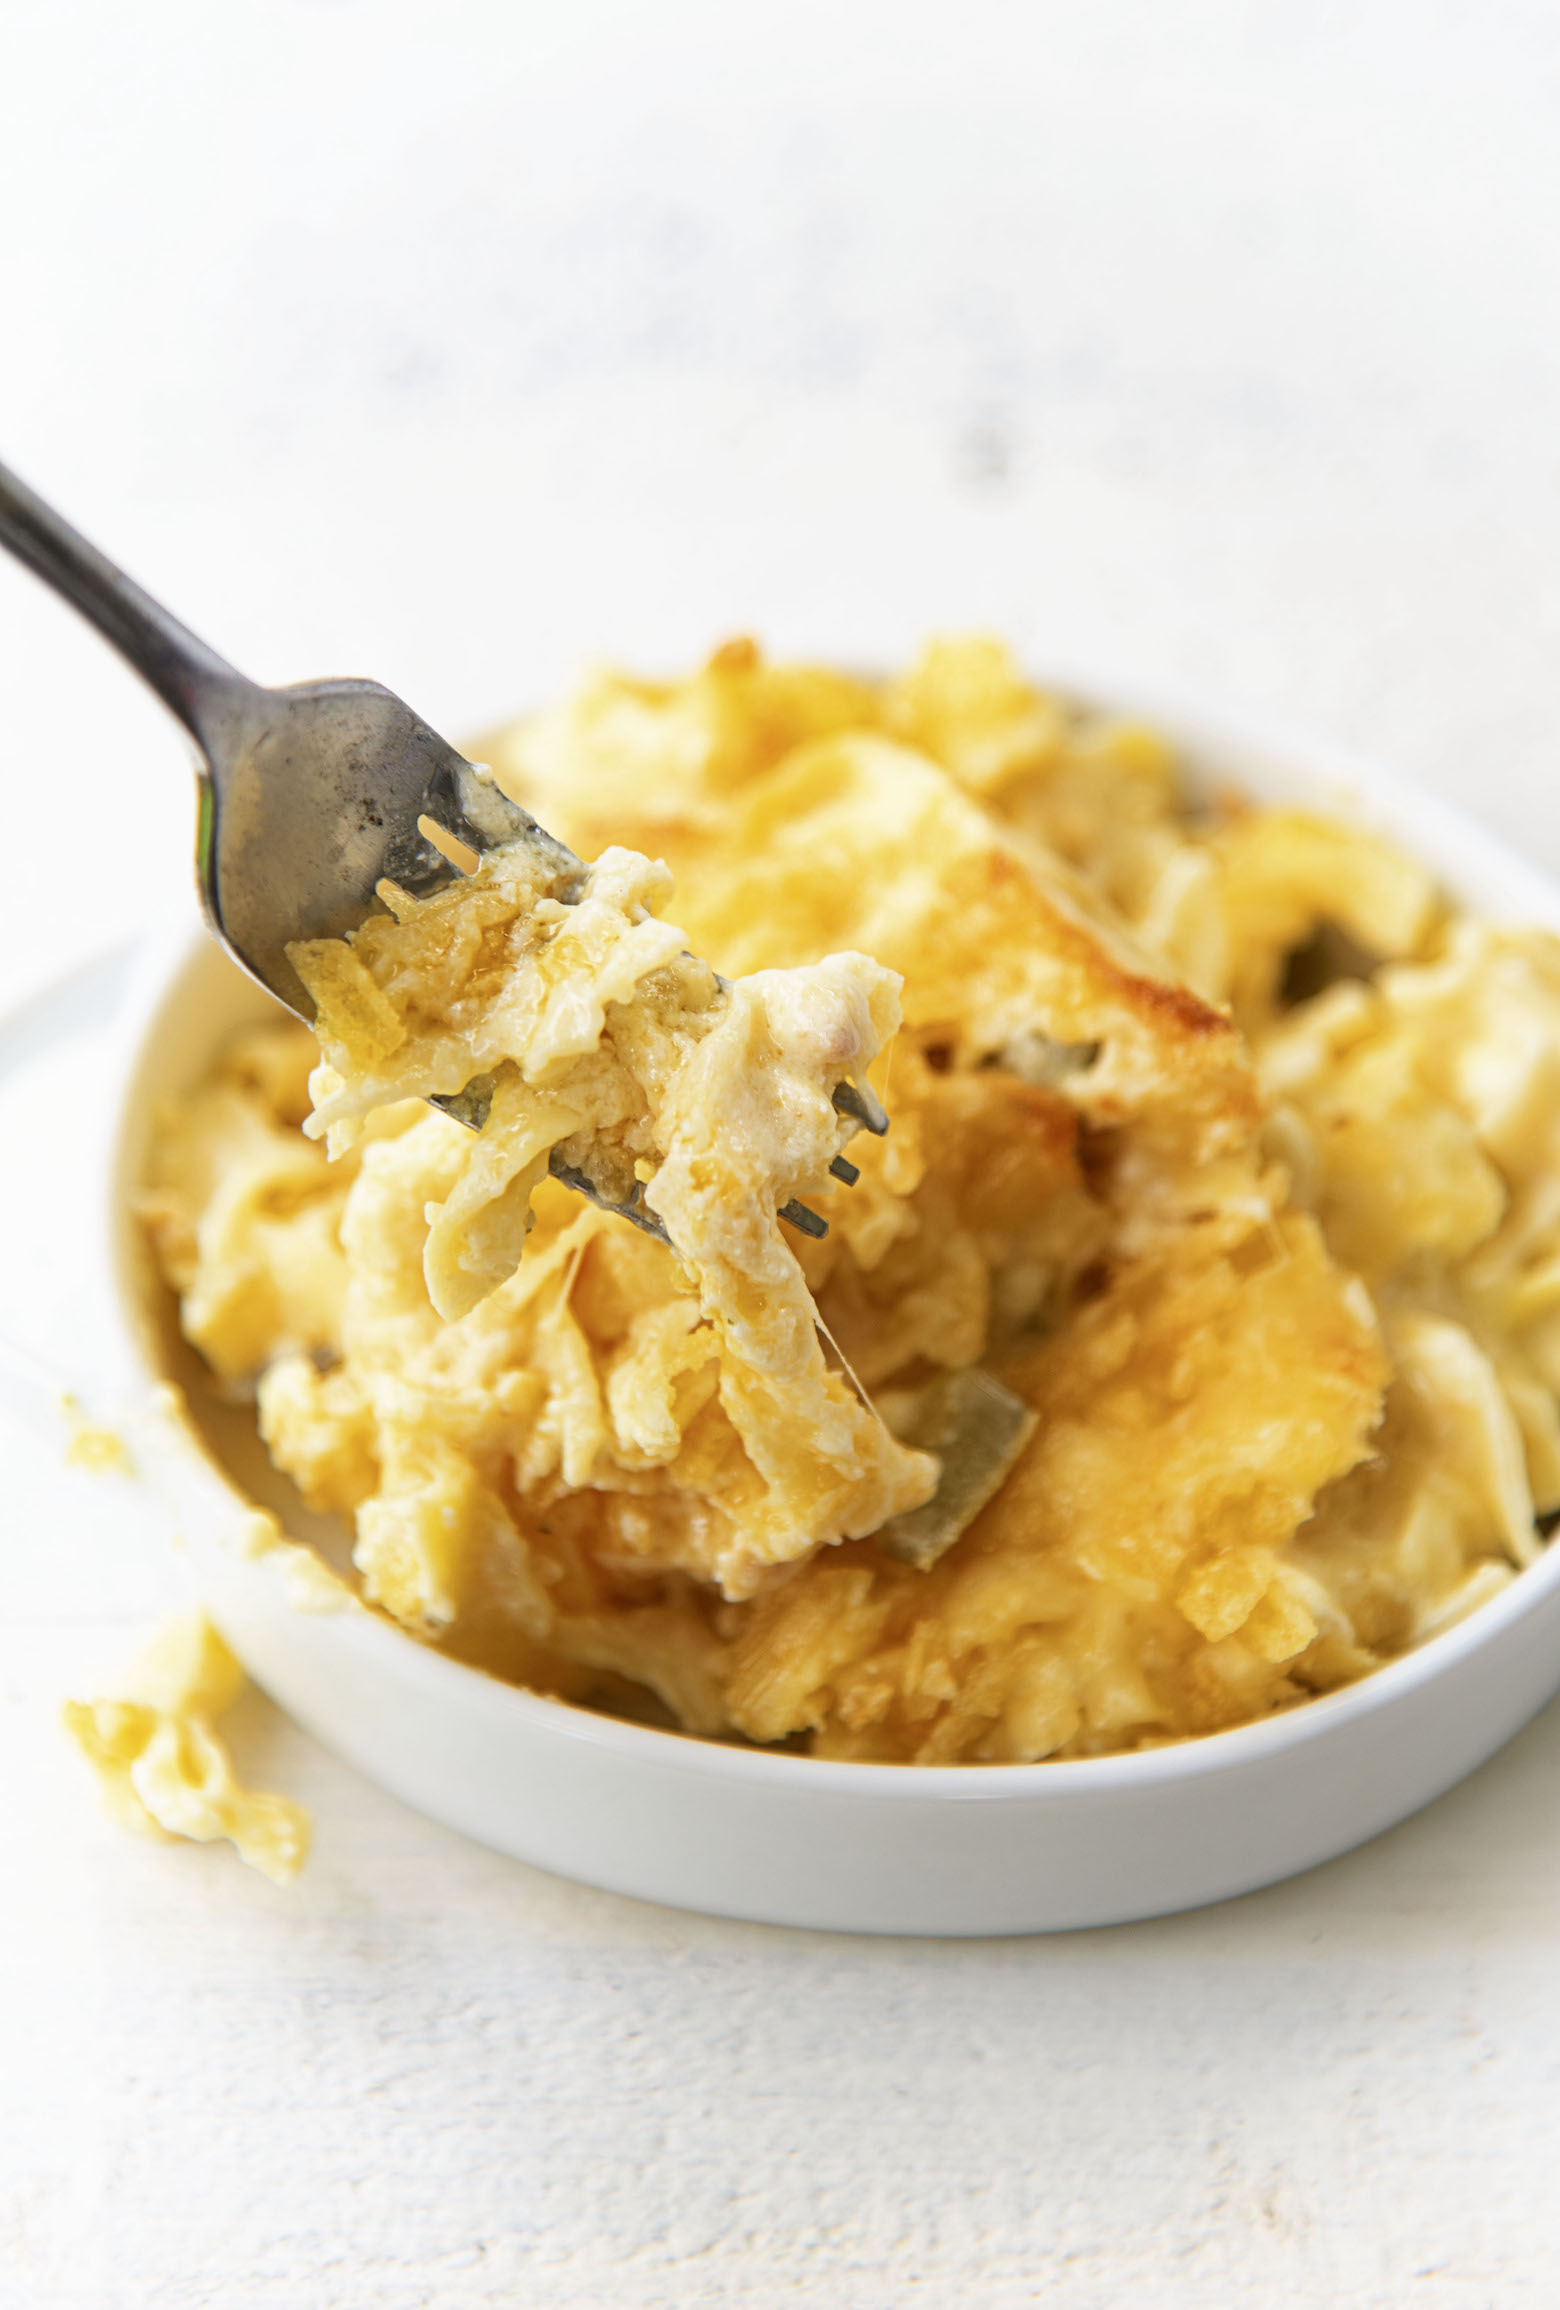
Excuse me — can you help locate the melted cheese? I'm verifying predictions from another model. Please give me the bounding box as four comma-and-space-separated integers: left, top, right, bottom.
136, 638, 1560, 1764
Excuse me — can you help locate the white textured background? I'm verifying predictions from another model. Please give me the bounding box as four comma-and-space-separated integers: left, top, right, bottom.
6, 3, 1560, 2303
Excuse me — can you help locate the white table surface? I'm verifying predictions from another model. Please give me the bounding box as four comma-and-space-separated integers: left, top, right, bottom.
6, 4, 1560, 2302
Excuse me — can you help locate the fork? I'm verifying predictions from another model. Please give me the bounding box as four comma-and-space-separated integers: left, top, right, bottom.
0, 458, 884, 1244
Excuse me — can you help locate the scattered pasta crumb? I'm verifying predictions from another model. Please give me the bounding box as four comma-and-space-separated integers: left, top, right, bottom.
63, 1397, 132, 1476
63, 1615, 311, 1883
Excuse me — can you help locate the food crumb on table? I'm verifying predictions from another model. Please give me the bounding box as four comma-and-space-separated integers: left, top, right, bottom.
63, 1613, 311, 1883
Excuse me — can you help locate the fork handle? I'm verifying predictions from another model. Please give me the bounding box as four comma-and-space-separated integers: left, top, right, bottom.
0, 456, 256, 751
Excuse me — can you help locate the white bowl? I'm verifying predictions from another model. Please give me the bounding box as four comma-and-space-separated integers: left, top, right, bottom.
100, 679, 1560, 1936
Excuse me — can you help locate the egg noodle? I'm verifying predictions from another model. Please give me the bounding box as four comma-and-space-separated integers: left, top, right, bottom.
138, 639, 1560, 1764
64, 1617, 310, 1882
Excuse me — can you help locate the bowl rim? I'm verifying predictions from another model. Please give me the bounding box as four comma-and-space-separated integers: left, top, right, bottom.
103, 663, 1560, 1805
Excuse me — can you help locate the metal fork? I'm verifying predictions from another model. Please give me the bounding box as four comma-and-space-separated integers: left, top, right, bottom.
0, 458, 884, 1244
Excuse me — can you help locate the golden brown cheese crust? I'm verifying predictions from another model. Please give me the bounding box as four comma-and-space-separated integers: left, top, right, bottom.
140, 638, 1560, 1760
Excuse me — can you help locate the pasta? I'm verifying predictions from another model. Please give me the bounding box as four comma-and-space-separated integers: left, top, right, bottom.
64, 1616, 310, 1882
139, 639, 1560, 1761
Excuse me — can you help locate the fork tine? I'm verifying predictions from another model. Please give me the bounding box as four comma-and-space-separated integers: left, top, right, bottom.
548, 1156, 673, 1246
779, 1199, 829, 1239
832, 1080, 888, 1135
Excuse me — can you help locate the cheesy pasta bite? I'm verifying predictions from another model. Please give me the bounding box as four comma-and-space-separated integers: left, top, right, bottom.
140, 639, 1560, 1762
